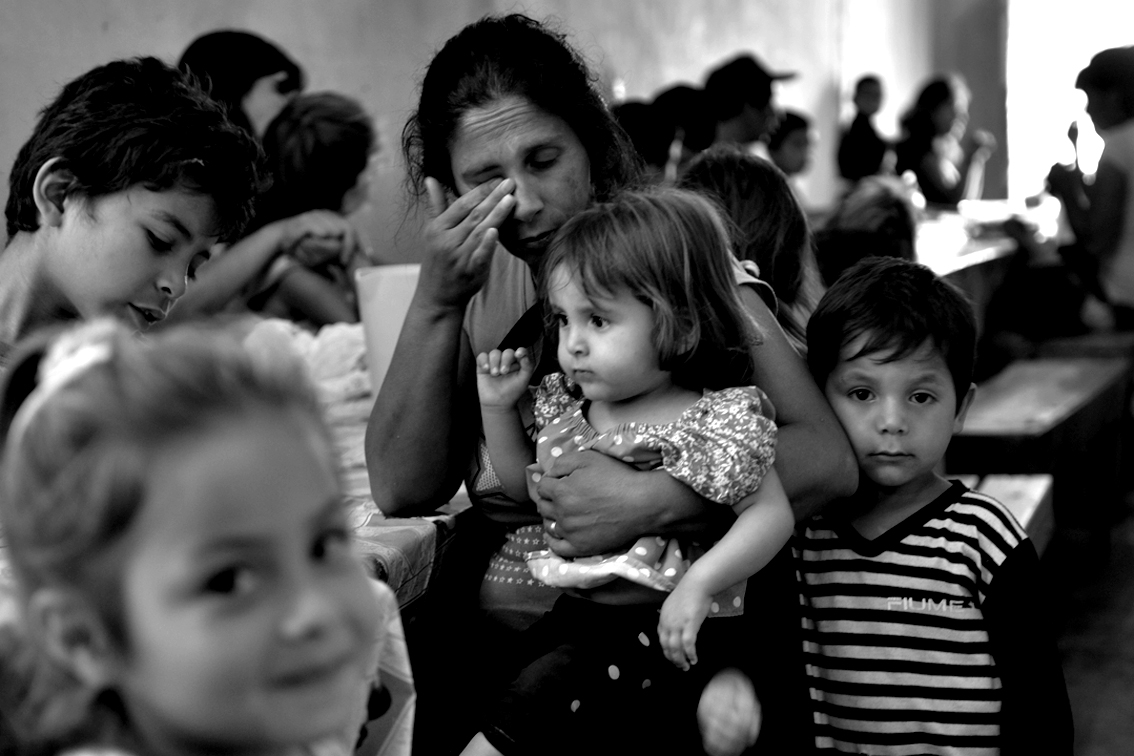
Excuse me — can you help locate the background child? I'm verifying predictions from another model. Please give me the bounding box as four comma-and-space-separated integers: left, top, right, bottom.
837, 74, 891, 183
799, 256, 1073, 753
679, 144, 824, 354
244, 91, 377, 328
0, 319, 393, 756
0, 56, 262, 360
468, 188, 794, 756
768, 109, 815, 179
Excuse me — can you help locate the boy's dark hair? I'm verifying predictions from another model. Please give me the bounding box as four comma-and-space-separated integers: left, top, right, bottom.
257, 91, 374, 225
807, 256, 976, 408
5, 57, 263, 244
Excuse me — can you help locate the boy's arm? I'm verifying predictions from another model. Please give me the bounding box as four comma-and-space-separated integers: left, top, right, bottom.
982, 540, 1073, 755
271, 266, 359, 325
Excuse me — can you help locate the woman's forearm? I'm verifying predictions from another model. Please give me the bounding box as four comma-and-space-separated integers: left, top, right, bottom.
740, 287, 857, 519
365, 294, 475, 515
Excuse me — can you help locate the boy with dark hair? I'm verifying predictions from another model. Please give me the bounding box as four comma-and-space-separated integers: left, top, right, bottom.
799, 256, 1072, 754
0, 56, 261, 358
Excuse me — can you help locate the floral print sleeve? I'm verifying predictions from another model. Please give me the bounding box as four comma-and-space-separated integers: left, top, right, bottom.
650, 386, 777, 506
533, 372, 581, 429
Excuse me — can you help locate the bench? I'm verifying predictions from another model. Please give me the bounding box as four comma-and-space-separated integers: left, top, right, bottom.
946, 356, 1134, 537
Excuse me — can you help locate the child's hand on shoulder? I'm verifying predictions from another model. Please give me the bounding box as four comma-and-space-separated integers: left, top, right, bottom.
476, 348, 534, 410
658, 577, 712, 671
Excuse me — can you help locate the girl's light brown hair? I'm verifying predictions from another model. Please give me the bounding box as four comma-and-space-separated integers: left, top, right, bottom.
539, 187, 761, 391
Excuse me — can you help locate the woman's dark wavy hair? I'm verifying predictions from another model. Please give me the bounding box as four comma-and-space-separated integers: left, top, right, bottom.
256, 91, 375, 226
539, 187, 760, 392
5, 57, 263, 244
806, 256, 976, 408
401, 13, 641, 204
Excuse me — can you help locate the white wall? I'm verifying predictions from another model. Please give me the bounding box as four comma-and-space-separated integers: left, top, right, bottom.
1, 1, 993, 265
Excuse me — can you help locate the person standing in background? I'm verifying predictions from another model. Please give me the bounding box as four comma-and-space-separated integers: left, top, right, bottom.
837, 75, 892, 183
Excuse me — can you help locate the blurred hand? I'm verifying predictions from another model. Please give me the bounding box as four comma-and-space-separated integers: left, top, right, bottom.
279, 209, 361, 267
415, 177, 516, 312
698, 668, 761, 756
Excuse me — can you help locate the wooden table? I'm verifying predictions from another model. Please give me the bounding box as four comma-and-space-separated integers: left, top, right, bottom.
946, 357, 1134, 532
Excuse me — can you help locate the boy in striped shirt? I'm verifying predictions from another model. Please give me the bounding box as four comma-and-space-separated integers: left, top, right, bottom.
797, 256, 1072, 754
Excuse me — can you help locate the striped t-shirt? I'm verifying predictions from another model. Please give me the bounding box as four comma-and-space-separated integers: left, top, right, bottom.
794, 481, 1028, 755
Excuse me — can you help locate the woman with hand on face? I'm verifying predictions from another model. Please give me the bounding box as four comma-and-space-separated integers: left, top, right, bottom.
365, 13, 856, 754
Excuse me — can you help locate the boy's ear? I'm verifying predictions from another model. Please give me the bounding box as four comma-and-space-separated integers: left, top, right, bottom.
32, 157, 73, 229
953, 382, 977, 433
26, 587, 119, 689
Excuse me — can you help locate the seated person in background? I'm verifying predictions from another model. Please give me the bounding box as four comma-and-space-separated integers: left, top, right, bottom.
170, 30, 364, 323
610, 99, 670, 183
768, 109, 815, 179
0, 56, 261, 363
679, 145, 824, 354
1047, 46, 1134, 330
651, 84, 718, 183
800, 256, 1073, 754
0, 319, 392, 756
704, 53, 796, 155
245, 91, 377, 327
837, 74, 892, 183
813, 174, 918, 287
895, 74, 996, 207
612, 86, 717, 185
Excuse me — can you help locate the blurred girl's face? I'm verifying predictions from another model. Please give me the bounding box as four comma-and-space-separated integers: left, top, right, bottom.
110, 411, 381, 753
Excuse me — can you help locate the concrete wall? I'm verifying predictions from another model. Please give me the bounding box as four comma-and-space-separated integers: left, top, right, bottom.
0, 1, 1002, 265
